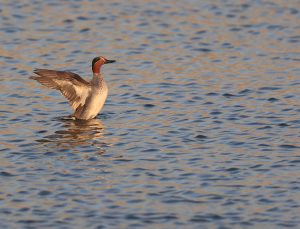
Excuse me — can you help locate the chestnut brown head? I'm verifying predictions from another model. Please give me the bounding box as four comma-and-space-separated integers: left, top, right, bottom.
92, 56, 116, 74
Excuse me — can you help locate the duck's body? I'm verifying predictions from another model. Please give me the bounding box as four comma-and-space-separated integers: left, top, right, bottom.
73, 76, 108, 120
30, 56, 115, 120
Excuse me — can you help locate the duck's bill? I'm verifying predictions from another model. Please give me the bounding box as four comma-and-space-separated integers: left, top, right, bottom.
105, 59, 116, 64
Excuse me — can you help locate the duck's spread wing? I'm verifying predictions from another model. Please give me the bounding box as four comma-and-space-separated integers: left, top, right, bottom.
31, 69, 91, 111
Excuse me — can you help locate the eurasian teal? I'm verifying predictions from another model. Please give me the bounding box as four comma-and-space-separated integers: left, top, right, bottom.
30, 56, 116, 120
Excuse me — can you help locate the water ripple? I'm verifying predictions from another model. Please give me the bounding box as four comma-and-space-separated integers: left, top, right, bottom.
0, 0, 299, 228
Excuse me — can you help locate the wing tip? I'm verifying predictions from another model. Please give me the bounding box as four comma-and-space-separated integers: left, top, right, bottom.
29, 75, 38, 80
33, 68, 43, 75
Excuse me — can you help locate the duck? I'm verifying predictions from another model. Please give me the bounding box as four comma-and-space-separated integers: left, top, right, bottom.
30, 56, 116, 120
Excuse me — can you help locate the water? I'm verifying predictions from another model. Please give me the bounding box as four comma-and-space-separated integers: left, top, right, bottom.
1, 0, 300, 228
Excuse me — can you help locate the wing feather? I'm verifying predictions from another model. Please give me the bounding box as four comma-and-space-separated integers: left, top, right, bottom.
30, 69, 91, 111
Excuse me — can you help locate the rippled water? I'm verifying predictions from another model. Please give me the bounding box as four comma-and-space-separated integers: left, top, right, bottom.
1, 0, 300, 228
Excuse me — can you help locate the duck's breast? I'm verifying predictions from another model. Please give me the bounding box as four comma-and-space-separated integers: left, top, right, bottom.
75, 83, 108, 120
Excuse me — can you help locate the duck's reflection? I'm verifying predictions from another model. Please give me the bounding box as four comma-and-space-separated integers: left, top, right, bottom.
37, 117, 107, 152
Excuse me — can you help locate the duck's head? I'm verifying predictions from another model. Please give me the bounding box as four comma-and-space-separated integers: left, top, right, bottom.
92, 56, 116, 74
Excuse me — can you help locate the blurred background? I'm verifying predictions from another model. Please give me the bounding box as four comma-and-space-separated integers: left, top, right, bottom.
0, 0, 300, 228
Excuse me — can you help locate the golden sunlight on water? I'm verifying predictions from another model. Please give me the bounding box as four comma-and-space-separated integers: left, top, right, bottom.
0, 0, 300, 228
